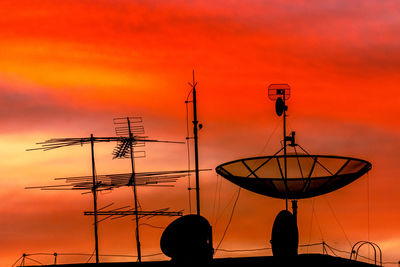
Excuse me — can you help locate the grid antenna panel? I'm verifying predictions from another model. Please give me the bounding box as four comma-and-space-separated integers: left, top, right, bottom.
112, 117, 146, 159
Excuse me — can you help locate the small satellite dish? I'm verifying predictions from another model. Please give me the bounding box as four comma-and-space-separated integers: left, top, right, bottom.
271, 210, 298, 258
160, 215, 213, 263
275, 97, 284, 116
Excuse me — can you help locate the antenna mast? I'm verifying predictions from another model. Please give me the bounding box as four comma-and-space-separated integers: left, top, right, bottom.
90, 134, 100, 264
188, 70, 201, 216
193, 71, 201, 216
128, 117, 141, 262
112, 116, 146, 262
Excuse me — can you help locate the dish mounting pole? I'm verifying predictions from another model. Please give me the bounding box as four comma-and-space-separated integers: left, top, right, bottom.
283, 92, 288, 211
268, 84, 291, 211
127, 117, 142, 262
90, 134, 100, 264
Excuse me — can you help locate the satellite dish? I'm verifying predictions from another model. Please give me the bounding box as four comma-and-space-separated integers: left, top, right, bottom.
215, 154, 372, 199
160, 215, 213, 263
275, 97, 284, 116
271, 210, 298, 258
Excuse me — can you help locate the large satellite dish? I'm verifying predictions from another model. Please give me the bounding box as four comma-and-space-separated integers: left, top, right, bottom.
215, 84, 372, 259
216, 154, 371, 199
216, 83, 372, 203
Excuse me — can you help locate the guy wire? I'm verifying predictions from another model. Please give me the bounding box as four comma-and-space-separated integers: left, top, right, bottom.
211, 174, 220, 227
307, 198, 315, 253
185, 98, 192, 214
325, 197, 352, 248
214, 188, 241, 254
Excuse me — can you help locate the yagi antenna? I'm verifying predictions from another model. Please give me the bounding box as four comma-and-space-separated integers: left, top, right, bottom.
27, 118, 184, 263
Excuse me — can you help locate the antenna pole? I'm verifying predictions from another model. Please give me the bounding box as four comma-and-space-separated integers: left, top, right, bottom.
192, 71, 201, 216
283, 93, 288, 211
127, 117, 142, 262
90, 134, 100, 264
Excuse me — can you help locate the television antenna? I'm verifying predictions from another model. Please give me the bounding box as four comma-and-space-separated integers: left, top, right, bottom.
27, 117, 184, 263
186, 71, 202, 216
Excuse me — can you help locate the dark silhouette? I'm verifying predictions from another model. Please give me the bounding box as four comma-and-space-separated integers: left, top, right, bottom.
216, 84, 373, 264
22, 82, 381, 266
160, 215, 213, 264
27, 118, 184, 263
271, 210, 299, 258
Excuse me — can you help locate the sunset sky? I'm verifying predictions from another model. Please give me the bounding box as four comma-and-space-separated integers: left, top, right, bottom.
0, 0, 399, 265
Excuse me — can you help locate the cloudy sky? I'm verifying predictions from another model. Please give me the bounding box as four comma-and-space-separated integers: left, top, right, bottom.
0, 0, 399, 265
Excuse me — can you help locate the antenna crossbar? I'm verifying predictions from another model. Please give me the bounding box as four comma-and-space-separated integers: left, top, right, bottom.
84, 210, 183, 217
25, 170, 208, 191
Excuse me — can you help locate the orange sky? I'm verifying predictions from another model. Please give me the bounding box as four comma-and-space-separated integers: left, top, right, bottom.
0, 0, 399, 265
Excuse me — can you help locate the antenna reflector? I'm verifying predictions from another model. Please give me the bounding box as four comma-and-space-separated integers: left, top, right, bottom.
275, 97, 284, 116
268, 84, 290, 101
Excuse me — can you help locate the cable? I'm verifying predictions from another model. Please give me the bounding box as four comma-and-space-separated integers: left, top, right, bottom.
299, 242, 324, 247
325, 244, 339, 257
20, 242, 393, 265
86, 249, 95, 263
325, 243, 350, 255
211, 173, 220, 226
214, 188, 241, 255
216, 243, 323, 254
142, 253, 163, 258
307, 199, 316, 253
213, 173, 223, 233
324, 197, 352, 248
256, 119, 280, 157
382, 261, 400, 265
216, 247, 271, 252
313, 207, 325, 241
140, 223, 164, 229
214, 187, 239, 226
11, 255, 23, 267
25, 256, 44, 265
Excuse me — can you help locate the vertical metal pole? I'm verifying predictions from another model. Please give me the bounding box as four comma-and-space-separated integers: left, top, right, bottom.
127, 118, 141, 262
192, 72, 201, 216
90, 134, 99, 264
283, 93, 288, 211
